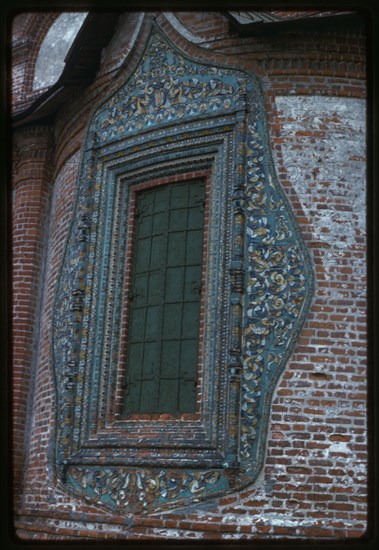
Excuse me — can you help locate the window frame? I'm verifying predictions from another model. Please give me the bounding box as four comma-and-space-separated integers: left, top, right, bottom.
77, 126, 237, 468
121, 174, 210, 419
52, 25, 313, 512
32, 12, 88, 91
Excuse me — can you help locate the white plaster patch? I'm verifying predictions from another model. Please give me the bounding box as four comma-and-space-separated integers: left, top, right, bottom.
326, 440, 350, 455
273, 96, 366, 279
259, 513, 323, 528
355, 462, 367, 474
152, 528, 203, 539
222, 513, 237, 523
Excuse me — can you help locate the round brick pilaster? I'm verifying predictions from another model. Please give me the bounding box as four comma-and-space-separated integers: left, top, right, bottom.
12, 124, 54, 511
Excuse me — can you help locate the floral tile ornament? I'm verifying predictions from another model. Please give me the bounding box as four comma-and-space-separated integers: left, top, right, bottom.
53, 22, 314, 513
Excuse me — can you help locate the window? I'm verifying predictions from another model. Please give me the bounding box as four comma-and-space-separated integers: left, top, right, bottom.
53, 27, 313, 513
123, 180, 206, 415
33, 13, 88, 90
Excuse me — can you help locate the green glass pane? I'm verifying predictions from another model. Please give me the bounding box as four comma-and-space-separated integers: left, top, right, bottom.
170, 184, 188, 208
186, 229, 204, 264
182, 302, 200, 338
161, 340, 180, 377
133, 272, 148, 306
129, 308, 145, 341
150, 235, 165, 269
143, 341, 160, 377
124, 381, 141, 412
158, 379, 178, 413
183, 265, 202, 302
137, 214, 153, 238
153, 211, 166, 234
188, 182, 205, 206
188, 207, 204, 230
123, 180, 205, 415
154, 186, 170, 212
135, 237, 150, 273
165, 267, 184, 302
139, 191, 154, 215
180, 339, 199, 379
169, 208, 187, 231
139, 380, 157, 412
167, 231, 186, 266
162, 303, 182, 339
148, 270, 162, 306
127, 343, 143, 376
145, 305, 161, 340
178, 379, 197, 413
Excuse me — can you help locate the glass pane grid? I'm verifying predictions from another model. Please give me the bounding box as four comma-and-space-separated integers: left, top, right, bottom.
123, 181, 205, 415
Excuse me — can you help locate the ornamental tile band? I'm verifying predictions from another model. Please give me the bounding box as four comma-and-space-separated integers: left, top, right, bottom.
53, 23, 314, 513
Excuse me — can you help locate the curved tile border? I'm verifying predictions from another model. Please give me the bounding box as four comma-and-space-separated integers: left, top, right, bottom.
53, 23, 314, 512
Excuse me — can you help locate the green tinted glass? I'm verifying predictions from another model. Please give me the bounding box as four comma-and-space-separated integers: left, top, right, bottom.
123, 180, 205, 414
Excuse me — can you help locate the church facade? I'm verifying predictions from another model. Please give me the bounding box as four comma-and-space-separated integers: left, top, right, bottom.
11, 10, 368, 541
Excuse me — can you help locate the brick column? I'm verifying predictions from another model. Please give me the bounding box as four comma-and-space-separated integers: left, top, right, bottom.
12, 124, 54, 510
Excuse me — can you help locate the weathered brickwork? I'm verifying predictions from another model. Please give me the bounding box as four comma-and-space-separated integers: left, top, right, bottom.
12, 11, 368, 541
12, 124, 54, 511
11, 13, 59, 111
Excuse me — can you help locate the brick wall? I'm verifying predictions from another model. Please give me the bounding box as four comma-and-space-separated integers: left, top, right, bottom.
11, 13, 59, 112
174, 12, 229, 39
12, 124, 54, 511
12, 11, 368, 541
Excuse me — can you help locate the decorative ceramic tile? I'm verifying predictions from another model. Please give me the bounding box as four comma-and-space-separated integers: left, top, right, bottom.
53, 24, 313, 512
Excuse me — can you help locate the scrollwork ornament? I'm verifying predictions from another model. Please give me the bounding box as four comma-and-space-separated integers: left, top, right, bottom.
53, 24, 313, 513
